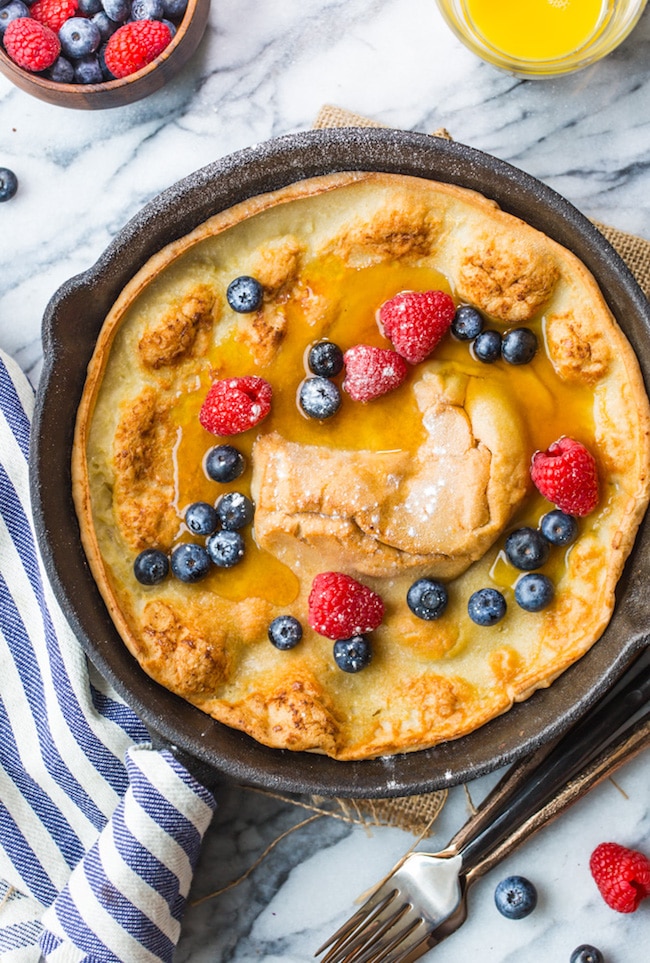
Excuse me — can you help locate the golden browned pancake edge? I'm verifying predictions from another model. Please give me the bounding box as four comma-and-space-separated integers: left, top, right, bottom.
72, 171, 650, 760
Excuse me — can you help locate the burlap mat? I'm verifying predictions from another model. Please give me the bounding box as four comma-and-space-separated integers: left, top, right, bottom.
263, 105, 650, 839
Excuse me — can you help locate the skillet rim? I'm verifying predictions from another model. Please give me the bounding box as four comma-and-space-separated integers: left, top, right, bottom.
29, 127, 650, 798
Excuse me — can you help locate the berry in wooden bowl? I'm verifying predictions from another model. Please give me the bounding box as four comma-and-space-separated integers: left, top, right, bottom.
0, 0, 210, 109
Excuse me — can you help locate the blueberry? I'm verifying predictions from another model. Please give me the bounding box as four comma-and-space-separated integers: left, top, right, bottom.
407, 578, 448, 620
59, 17, 101, 58
184, 501, 218, 536
0, 167, 18, 203
451, 304, 484, 341
204, 444, 246, 483
308, 340, 344, 377
333, 635, 372, 673
540, 509, 578, 546
226, 276, 264, 313
101, 0, 129, 20
206, 530, 245, 568
170, 543, 211, 582
268, 615, 303, 650
133, 548, 169, 585
77, 0, 103, 13
215, 491, 254, 530
494, 875, 537, 919
468, 588, 506, 626
473, 329, 502, 363
0, 1, 29, 35
505, 527, 550, 571
131, 0, 164, 18
515, 573, 554, 612
570, 946, 604, 963
162, 0, 187, 18
502, 327, 538, 365
91, 12, 119, 40
47, 56, 75, 83
299, 376, 341, 420
74, 54, 104, 85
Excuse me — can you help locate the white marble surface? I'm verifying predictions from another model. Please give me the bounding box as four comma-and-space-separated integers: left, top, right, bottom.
1, 1, 649, 960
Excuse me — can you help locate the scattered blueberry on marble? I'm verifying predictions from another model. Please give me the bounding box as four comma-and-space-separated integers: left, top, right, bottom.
407, 578, 448, 620
472, 328, 502, 363
505, 526, 550, 571
226, 275, 264, 313
268, 615, 303, 650
206, 529, 245, 568
205, 444, 246, 483
333, 635, 372, 672
540, 509, 579, 546
184, 501, 218, 536
501, 326, 538, 365
494, 875, 538, 919
451, 304, 484, 341
0, 167, 18, 202
570, 946, 604, 963
133, 548, 169, 585
299, 375, 342, 419
308, 340, 344, 377
515, 572, 555, 611
468, 587, 507, 626
170, 542, 211, 582
215, 491, 254, 531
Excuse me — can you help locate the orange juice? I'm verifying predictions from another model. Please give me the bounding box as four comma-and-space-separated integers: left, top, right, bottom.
465, 0, 605, 61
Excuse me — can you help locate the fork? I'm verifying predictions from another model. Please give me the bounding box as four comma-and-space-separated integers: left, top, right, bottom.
315, 657, 650, 963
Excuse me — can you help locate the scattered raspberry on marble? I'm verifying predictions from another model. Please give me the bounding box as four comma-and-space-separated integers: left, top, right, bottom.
342, 343, 408, 402
589, 841, 650, 913
199, 375, 272, 436
308, 571, 384, 640
530, 436, 599, 516
103, 18, 172, 78
379, 289, 455, 364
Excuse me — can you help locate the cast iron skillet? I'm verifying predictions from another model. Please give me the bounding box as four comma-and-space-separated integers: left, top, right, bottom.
29, 128, 650, 798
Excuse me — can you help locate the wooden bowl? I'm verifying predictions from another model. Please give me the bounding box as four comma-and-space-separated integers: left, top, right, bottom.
0, 0, 210, 109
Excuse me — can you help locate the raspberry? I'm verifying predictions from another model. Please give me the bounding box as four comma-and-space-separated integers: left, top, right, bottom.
104, 19, 172, 79
308, 572, 384, 640
30, 0, 78, 32
199, 376, 272, 436
530, 436, 599, 517
379, 290, 455, 364
342, 344, 408, 402
3, 17, 60, 72
589, 842, 650, 913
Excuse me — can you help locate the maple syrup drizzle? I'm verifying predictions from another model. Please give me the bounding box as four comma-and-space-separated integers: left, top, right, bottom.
168, 254, 598, 608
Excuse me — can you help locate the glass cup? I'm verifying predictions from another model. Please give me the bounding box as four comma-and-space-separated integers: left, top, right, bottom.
435, 0, 648, 77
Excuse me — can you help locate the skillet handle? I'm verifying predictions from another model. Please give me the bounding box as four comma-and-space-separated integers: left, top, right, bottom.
445, 656, 650, 868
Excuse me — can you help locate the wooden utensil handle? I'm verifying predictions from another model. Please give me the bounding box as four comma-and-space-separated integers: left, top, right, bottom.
465, 709, 650, 882
445, 657, 650, 868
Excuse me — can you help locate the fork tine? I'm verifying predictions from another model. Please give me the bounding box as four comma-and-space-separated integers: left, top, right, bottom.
339, 904, 413, 963
389, 930, 439, 963
348, 912, 426, 963
315, 886, 399, 961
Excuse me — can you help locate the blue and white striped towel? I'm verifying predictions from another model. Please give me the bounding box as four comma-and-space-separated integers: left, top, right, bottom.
0, 348, 217, 962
